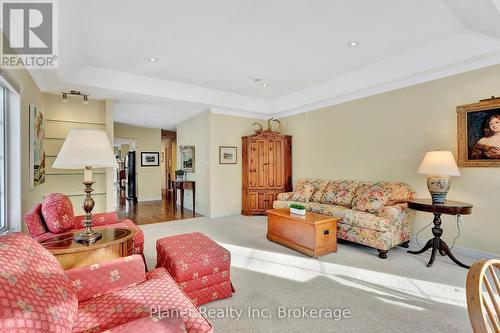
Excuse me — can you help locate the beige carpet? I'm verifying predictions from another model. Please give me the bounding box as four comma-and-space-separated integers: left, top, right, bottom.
139, 215, 472, 333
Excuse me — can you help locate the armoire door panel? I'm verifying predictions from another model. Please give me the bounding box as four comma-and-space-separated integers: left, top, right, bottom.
267, 141, 275, 188
249, 141, 257, 188
257, 140, 266, 188
275, 140, 283, 188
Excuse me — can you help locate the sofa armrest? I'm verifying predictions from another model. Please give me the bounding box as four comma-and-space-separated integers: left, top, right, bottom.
73, 212, 119, 228
376, 203, 410, 225
277, 192, 293, 201
65, 255, 146, 302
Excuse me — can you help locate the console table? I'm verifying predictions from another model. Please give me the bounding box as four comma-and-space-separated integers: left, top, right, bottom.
172, 180, 196, 215
407, 199, 472, 269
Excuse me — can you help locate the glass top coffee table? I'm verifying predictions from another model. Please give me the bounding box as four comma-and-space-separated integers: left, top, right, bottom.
40, 228, 136, 269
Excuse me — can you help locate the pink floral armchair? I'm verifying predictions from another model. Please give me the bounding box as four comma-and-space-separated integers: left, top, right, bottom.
23, 193, 144, 259
0, 232, 213, 333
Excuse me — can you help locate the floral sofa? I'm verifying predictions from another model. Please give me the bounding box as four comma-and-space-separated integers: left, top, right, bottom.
0, 232, 213, 333
273, 179, 415, 258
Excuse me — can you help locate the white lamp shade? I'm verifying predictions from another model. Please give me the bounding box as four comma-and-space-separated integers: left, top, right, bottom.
417, 151, 460, 176
53, 129, 118, 169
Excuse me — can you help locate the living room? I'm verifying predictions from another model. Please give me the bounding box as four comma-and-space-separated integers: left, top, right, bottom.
1, 1, 499, 332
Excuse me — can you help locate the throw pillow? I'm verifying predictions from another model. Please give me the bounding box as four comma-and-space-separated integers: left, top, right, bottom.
352, 183, 391, 213
310, 180, 330, 202
291, 183, 316, 202
377, 182, 415, 205
321, 180, 360, 207
41, 193, 75, 234
23, 203, 47, 237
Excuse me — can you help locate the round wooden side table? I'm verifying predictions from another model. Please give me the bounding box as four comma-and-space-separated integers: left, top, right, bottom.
407, 199, 472, 269
40, 228, 136, 270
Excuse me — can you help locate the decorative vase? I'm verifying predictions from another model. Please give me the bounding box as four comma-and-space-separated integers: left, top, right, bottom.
290, 207, 306, 215
426, 175, 451, 204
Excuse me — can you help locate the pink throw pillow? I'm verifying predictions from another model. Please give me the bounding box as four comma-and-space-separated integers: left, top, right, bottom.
41, 193, 75, 234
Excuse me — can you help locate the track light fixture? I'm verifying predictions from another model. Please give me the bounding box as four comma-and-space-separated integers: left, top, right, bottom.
61, 90, 90, 104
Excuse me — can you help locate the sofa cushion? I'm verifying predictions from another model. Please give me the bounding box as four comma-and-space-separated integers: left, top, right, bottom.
321, 180, 360, 207
23, 203, 47, 237
352, 183, 390, 213
310, 180, 330, 202
0, 233, 78, 332
341, 209, 393, 232
291, 182, 316, 202
72, 268, 213, 333
41, 193, 75, 233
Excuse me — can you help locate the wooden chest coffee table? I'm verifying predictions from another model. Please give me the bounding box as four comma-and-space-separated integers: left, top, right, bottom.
266, 208, 339, 257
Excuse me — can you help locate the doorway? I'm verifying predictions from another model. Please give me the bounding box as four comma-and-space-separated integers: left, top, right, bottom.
161, 130, 177, 199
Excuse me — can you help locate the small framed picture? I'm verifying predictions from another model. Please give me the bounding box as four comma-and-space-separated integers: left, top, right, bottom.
219, 146, 237, 164
141, 152, 160, 167
180, 145, 195, 172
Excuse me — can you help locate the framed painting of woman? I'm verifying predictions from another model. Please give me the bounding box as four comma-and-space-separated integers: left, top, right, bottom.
457, 97, 500, 167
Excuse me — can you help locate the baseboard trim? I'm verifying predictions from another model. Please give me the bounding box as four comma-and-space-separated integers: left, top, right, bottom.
412, 236, 500, 261
138, 196, 162, 202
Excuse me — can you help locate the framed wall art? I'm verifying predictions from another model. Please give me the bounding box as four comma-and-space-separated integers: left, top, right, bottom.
180, 145, 195, 172
141, 152, 160, 167
457, 97, 500, 167
29, 104, 45, 187
219, 146, 237, 164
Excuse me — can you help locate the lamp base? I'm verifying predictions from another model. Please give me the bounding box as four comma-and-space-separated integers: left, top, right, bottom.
427, 175, 451, 204
74, 230, 102, 245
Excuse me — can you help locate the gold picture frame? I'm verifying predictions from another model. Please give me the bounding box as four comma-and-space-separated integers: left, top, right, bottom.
457, 97, 500, 167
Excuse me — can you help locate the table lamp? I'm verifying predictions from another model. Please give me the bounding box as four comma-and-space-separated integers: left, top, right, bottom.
417, 151, 460, 204
52, 129, 118, 244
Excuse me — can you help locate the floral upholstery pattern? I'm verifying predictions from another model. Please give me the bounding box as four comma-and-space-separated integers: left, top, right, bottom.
25, 195, 145, 260
102, 315, 187, 333
273, 178, 415, 254
276, 192, 293, 201
310, 180, 330, 202
65, 255, 146, 302
23, 203, 47, 237
41, 193, 75, 234
321, 181, 360, 207
352, 183, 391, 213
291, 183, 316, 202
73, 212, 120, 228
0, 233, 78, 333
73, 268, 213, 333
156, 233, 233, 306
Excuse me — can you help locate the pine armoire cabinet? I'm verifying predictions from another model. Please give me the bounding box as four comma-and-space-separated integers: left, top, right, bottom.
242, 130, 292, 215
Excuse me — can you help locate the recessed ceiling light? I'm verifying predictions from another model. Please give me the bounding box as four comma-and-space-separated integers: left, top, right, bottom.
148, 57, 158, 62
347, 41, 359, 47
261, 82, 269, 87
253, 78, 262, 82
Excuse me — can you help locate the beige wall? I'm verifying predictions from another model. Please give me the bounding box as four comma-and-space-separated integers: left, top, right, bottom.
114, 122, 162, 201
176, 111, 259, 217
42, 93, 111, 214
176, 112, 211, 215
209, 113, 258, 217
2, 64, 113, 222
279, 64, 500, 255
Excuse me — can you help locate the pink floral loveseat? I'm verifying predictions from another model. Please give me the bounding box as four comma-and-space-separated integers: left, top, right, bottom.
273, 179, 415, 258
0, 232, 213, 333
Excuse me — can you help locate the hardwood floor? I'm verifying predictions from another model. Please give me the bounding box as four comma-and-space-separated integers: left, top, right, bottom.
116, 189, 202, 225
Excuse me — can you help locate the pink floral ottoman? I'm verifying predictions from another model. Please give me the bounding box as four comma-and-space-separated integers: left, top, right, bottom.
156, 232, 234, 306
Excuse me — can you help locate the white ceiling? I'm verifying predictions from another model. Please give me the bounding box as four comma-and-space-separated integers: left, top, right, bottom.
29, 0, 500, 129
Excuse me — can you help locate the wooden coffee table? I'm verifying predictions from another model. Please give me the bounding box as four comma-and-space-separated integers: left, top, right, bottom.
40, 228, 136, 269
266, 208, 339, 257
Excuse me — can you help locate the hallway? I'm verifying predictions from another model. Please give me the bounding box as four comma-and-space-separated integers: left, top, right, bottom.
116, 189, 202, 225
